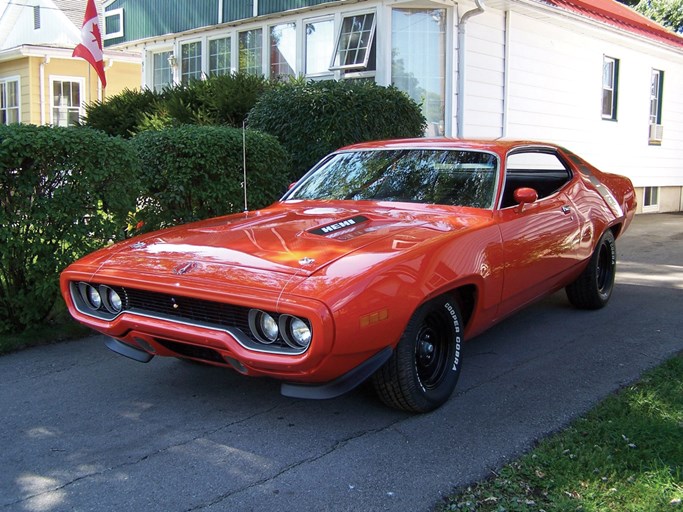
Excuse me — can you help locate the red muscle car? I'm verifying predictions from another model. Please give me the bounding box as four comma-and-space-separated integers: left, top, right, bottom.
60, 139, 636, 412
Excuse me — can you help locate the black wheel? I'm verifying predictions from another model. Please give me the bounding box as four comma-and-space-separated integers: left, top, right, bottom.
566, 229, 616, 310
372, 295, 463, 413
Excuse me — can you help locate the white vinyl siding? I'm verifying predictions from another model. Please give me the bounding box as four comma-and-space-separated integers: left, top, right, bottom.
461, 12, 506, 138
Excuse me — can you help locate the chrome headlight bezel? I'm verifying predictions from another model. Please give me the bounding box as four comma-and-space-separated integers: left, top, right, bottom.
248, 309, 279, 344
279, 314, 312, 350
248, 309, 312, 352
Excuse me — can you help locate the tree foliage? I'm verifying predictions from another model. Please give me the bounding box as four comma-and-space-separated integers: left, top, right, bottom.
635, 0, 683, 33
620, 0, 683, 33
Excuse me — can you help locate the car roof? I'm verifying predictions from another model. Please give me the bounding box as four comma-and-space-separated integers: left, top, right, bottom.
337, 138, 562, 153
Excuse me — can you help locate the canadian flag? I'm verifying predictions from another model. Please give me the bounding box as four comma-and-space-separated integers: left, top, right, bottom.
72, 0, 107, 88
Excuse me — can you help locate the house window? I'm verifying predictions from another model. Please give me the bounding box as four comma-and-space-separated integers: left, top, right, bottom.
305, 18, 334, 76
392, 8, 446, 136
270, 23, 296, 78
51, 79, 83, 127
104, 8, 124, 40
34, 6, 40, 29
152, 51, 173, 92
239, 29, 263, 75
181, 42, 202, 84
209, 37, 231, 76
643, 187, 659, 212
0, 78, 20, 124
602, 56, 618, 120
649, 69, 664, 125
330, 12, 376, 71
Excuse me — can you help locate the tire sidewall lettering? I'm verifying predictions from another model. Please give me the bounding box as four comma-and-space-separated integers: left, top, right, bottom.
444, 301, 462, 372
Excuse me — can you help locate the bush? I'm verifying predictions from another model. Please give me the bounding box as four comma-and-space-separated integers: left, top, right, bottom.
248, 79, 427, 180
0, 125, 139, 333
129, 125, 290, 231
83, 73, 273, 137
82, 87, 163, 138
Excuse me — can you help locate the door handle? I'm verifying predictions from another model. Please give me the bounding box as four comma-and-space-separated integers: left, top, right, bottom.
561, 205, 572, 214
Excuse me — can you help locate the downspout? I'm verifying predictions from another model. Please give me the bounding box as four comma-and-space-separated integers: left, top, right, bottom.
39, 56, 50, 125
456, 0, 486, 138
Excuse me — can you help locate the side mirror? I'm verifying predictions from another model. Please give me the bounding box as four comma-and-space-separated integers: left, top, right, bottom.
513, 187, 538, 212
514, 187, 538, 204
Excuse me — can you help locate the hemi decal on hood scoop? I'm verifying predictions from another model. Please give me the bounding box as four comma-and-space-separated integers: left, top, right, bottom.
308, 215, 370, 236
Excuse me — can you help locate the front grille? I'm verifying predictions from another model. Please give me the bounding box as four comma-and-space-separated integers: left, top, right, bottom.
114, 286, 251, 334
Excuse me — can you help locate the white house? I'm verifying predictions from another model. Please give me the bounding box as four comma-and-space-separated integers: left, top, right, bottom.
100, 0, 683, 213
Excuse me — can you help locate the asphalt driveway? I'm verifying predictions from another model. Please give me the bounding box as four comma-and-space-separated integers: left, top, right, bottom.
1, 213, 681, 512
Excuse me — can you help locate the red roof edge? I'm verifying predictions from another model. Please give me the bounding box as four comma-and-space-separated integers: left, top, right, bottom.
543, 0, 683, 49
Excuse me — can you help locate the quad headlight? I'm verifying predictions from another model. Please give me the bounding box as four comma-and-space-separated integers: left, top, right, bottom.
248, 309, 312, 351
102, 286, 123, 314
87, 285, 102, 309
248, 310, 279, 344
280, 315, 312, 349
76, 282, 124, 315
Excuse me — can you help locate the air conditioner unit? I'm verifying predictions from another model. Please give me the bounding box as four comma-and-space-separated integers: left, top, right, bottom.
649, 123, 663, 144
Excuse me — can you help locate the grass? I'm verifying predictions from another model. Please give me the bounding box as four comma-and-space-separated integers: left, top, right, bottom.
439, 353, 683, 512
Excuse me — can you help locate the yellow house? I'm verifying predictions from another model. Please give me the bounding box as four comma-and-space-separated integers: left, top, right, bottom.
0, 44, 140, 125
0, 0, 141, 126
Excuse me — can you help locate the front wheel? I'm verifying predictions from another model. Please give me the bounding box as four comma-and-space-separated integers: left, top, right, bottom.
372, 295, 463, 413
566, 229, 616, 309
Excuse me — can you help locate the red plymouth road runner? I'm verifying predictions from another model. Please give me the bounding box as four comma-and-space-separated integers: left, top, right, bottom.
61, 139, 636, 412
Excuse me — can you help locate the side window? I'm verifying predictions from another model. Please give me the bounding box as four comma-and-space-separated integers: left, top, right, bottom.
330, 12, 376, 72
602, 56, 619, 120
305, 18, 334, 77
152, 51, 173, 92
648, 69, 664, 145
51, 78, 84, 127
181, 41, 202, 84
501, 151, 571, 208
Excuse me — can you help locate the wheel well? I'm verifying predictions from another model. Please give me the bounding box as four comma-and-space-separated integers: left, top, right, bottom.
609, 223, 622, 239
450, 284, 476, 329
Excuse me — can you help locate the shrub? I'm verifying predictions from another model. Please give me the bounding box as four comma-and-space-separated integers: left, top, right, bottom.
0, 125, 139, 333
82, 87, 163, 138
165, 73, 272, 127
129, 125, 290, 231
248, 79, 427, 180
83, 73, 273, 137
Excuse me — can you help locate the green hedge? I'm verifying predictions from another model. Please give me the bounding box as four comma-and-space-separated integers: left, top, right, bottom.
130, 125, 290, 231
0, 125, 138, 333
248, 79, 427, 180
82, 87, 162, 138
83, 73, 273, 137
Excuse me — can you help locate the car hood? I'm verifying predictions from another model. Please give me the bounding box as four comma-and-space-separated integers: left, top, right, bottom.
78, 202, 489, 281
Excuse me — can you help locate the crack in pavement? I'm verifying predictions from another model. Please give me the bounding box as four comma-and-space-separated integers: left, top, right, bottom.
184, 415, 409, 511
1, 402, 288, 510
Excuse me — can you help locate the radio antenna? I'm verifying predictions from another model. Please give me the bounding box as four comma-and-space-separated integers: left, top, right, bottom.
242, 119, 248, 212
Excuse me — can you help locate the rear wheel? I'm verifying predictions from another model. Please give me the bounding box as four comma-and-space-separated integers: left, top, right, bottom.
372, 295, 463, 413
566, 229, 616, 309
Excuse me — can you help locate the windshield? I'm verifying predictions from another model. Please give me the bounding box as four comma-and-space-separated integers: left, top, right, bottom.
286, 149, 498, 209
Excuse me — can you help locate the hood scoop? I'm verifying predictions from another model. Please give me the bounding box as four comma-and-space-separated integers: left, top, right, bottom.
308, 215, 370, 238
